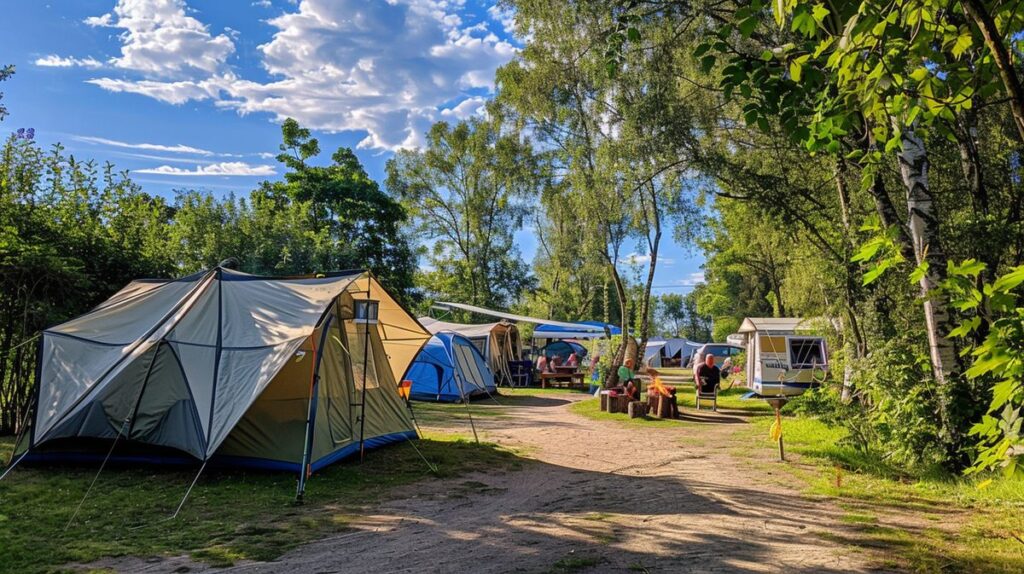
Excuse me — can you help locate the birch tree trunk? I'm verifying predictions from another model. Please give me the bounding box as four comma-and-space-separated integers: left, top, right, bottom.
896, 127, 962, 447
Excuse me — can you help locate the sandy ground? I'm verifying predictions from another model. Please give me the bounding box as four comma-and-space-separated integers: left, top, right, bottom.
204, 393, 886, 574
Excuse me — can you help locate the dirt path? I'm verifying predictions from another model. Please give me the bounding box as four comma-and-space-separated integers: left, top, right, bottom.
222, 394, 883, 574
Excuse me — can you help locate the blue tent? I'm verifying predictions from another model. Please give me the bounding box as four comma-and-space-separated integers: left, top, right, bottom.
407, 333, 497, 402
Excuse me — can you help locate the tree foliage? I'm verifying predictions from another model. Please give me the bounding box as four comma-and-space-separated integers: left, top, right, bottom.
385, 118, 536, 311
0, 119, 417, 434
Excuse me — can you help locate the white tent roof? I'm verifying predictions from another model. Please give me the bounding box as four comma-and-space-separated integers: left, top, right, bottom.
418, 317, 503, 339
738, 317, 812, 334
35, 268, 428, 459
431, 301, 609, 333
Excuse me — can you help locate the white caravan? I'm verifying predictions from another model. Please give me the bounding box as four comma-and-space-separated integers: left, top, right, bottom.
737, 317, 828, 397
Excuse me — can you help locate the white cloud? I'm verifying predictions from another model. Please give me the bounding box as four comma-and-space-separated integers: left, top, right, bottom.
86, 0, 235, 76
35, 55, 104, 69
678, 272, 705, 286
486, 4, 516, 36
75, 0, 518, 151
84, 13, 115, 27
86, 76, 222, 104
620, 252, 675, 266
133, 161, 276, 176
251, 0, 273, 7
73, 135, 215, 155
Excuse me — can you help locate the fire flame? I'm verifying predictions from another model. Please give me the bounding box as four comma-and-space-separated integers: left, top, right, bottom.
647, 369, 673, 397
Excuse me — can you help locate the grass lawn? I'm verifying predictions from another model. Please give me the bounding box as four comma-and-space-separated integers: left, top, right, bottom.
743, 415, 1024, 573
0, 433, 522, 574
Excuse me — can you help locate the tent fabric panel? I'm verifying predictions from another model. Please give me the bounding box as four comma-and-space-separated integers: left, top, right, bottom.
131, 400, 206, 460
220, 276, 354, 348
37, 272, 217, 444
205, 338, 306, 456
453, 340, 495, 393
418, 317, 500, 339
35, 336, 130, 439
169, 343, 217, 438
165, 279, 220, 346
345, 321, 415, 441
40, 345, 157, 442
49, 276, 201, 344
127, 344, 204, 458
349, 279, 431, 384
211, 430, 418, 472
214, 339, 314, 464
38, 344, 206, 460
313, 319, 354, 459
407, 361, 452, 401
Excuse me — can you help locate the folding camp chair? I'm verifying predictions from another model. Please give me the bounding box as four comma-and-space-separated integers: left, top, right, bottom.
508, 360, 532, 387
695, 384, 718, 411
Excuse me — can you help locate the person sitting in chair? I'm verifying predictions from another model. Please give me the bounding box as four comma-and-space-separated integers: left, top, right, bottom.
695, 354, 721, 394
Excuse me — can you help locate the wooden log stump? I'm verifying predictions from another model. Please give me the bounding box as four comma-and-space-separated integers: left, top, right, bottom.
609, 395, 630, 414
647, 394, 678, 419
600, 392, 609, 412
627, 400, 647, 418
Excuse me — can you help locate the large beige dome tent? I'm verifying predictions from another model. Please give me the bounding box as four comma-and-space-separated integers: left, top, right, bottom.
13, 268, 430, 492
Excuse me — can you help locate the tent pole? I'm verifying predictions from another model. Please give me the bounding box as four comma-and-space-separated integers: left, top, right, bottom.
297, 315, 333, 502
358, 277, 371, 462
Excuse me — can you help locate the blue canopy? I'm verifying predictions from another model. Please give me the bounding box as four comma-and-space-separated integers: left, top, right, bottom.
538, 340, 588, 360
533, 321, 621, 340
406, 333, 497, 402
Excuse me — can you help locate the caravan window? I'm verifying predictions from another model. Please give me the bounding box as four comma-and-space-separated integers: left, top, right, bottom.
789, 338, 826, 369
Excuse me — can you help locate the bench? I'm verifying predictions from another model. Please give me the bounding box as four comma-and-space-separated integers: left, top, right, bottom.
540, 371, 585, 389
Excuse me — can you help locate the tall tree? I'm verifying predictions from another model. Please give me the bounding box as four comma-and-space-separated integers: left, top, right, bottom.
385, 118, 536, 310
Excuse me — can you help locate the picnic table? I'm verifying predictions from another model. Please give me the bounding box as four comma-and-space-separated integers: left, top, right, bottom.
540, 368, 585, 389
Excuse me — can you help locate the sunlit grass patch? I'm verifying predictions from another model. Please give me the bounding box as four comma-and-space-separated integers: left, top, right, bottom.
742, 415, 1024, 572
0, 433, 522, 573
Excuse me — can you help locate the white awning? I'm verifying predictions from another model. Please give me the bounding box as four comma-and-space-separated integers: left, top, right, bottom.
431, 302, 609, 333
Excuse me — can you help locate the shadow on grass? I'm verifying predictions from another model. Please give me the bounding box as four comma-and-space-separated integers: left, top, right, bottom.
0, 435, 519, 573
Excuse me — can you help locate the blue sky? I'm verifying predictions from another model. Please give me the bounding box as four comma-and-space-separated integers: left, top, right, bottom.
1, 0, 704, 294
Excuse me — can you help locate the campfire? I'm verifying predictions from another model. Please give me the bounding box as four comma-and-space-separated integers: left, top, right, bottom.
645, 369, 679, 419
648, 370, 674, 397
